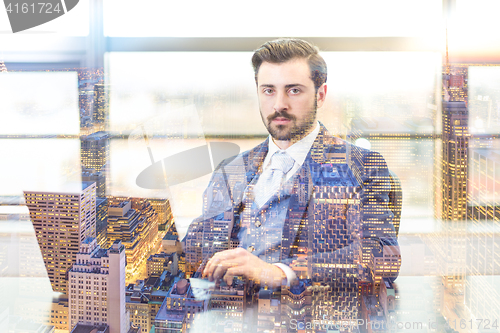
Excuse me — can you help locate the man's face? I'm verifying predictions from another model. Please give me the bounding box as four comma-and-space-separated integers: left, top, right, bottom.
256, 58, 327, 143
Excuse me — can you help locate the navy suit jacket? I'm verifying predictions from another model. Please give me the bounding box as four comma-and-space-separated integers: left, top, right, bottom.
183, 123, 400, 285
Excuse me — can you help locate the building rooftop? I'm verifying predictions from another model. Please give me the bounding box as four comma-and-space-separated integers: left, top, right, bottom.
151, 289, 170, 298
258, 289, 272, 299
126, 291, 149, 304
289, 282, 306, 295
443, 101, 468, 114
82, 181, 96, 191
145, 276, 160, 288
96, 197, 107, 205
81, 131, 110, 141
163, 233, 178, 241
148, 252, 171, 260
155, 309, 187, 323
71, 324, 109, 333
82, 237, 94, 245
127, 326, 141, 333
109, 201, 129, 208
92, 248, 107, 259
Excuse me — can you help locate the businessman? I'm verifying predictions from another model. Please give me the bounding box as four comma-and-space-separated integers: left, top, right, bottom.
183, 39, 400, 292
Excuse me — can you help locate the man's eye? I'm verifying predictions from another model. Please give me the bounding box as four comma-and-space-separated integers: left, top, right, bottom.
263, 89, 273, 95
289, 88, 300, 94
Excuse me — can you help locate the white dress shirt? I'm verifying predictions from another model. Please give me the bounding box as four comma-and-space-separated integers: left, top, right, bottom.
257, 121, 320, 287
261, 121, 320, 181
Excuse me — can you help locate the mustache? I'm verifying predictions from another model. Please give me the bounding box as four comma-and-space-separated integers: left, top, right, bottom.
267, 111, 296, 123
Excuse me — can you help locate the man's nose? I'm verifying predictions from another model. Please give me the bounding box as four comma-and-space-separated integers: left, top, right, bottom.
273, 91, 289, 112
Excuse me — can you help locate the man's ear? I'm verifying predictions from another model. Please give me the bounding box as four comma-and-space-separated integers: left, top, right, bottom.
316, 83, 327, 108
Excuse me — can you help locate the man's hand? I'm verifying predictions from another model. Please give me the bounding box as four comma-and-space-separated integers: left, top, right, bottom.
202, 248, 286, 288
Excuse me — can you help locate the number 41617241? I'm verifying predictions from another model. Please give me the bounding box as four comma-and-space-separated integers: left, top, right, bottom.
448, 319, 498, 330
6, 2, 62, 14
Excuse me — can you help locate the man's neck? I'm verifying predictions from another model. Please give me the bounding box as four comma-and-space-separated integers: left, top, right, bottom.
272, 138, 292, 150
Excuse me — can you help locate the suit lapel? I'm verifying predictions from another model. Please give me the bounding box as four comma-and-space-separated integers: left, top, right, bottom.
243, 138, 269, 186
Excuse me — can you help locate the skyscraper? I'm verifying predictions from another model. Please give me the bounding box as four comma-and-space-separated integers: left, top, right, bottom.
24, 182, 97, 294
441, 57, 469, 221
437, 64, 470, 290
79, 86, 95, 135
69, 238, 128, 333
126, 290, 149, 333
148, 198, 173, 231
146, 252, 178, 277
306, 183, 361, 327
441, 101, 469, 221
106, 198, 159, 281
80, 131, 110, 173
93, 83, 108, 132
280, 283, 312, 332
82, 167, 106, 197
96, 197, 108, 247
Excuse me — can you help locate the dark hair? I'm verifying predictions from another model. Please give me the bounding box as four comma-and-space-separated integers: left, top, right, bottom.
251, 38, 327, 90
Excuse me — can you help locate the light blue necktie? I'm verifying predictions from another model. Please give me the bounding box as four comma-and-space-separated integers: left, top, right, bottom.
254, 151, 294, 208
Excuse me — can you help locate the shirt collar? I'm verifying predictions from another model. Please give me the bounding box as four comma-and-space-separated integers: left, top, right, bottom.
264, 121, 320, 169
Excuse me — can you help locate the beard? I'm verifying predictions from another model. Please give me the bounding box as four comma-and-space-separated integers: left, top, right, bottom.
263, 98, 317, 141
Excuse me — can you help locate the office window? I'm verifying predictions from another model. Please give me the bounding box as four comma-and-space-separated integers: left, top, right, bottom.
104, 0, 441, 38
